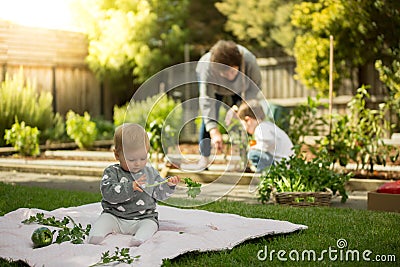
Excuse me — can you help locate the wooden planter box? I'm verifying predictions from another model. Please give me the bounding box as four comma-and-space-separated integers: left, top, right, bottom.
274, 192, 332, 207
367, 191, 400, 213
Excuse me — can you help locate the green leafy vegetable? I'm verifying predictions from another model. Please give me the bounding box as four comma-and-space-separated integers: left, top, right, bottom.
31, 227, 53, 248
183, 177, 201, 198
89, 247, 140, 267
22, 213, 91, 245
22, 213, 69, 228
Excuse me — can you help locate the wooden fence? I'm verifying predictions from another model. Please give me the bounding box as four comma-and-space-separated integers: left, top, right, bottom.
0, 20, 118, 119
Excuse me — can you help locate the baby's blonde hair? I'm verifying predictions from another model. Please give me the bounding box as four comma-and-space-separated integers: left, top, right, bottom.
114, 123, 150, 154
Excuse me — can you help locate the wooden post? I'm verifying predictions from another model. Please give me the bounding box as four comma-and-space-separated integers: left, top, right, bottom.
329, 35, 334, 135
100, 81, 104, 116
52, 66, 57, 112
1, 63, 6, 82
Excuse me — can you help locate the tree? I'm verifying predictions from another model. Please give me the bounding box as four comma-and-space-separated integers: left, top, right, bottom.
71, 0, 189, 84
215, 0, 303, 56
186, 0, 232, 59
291, 0, 400, 94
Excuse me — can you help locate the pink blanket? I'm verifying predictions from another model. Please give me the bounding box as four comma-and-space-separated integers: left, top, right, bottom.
0, 203, 307, 266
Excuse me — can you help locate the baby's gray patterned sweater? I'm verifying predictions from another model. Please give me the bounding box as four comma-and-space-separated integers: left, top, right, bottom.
100, 163, 175, 224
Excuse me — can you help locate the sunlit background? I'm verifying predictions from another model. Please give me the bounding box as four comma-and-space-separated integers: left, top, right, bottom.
0, 0, 79, 31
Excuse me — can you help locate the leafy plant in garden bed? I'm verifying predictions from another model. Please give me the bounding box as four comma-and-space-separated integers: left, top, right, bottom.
257, 152, 352, 205
4, 118, 41, 156
66, 110, 98, 149
284, 87, 399, 174
317, 86, 399, 172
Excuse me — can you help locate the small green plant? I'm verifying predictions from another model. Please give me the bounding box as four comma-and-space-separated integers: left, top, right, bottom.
182, 177, 202, 198
66, 110, 97, 149
4, 118, 40, 156
257, 153, 352, 204
22, 213, 91, 245
89, 247, 140, 267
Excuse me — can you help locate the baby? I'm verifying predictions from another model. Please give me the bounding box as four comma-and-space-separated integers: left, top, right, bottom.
88, 123, 180, 246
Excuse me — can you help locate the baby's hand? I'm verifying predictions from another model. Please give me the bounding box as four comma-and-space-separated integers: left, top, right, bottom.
167, 176, 180, 186
133, 174, 146, 192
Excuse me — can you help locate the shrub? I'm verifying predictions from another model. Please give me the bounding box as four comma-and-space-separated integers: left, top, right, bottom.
66, 111, 97, 149
0, 69, 62, 145
4, 118, 40, 156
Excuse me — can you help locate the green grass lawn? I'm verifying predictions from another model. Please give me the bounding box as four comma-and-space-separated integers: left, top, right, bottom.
0, 182, 399, 267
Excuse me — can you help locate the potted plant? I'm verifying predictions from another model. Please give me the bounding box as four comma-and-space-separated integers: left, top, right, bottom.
257, 152, 352, 206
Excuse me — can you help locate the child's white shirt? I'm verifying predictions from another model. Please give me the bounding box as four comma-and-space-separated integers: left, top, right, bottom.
251, 121, 294, 162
